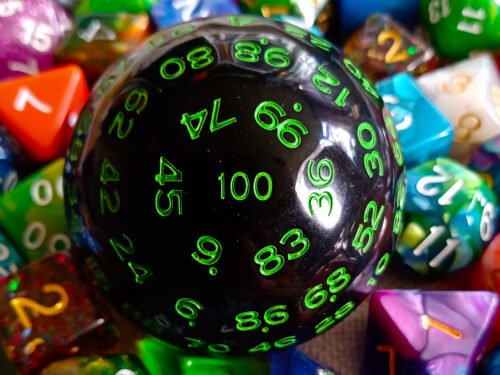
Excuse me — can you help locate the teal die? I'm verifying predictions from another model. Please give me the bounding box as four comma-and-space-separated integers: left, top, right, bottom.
397, 158, 498, 278
0, 231, 24, 277
421, 0, 500, 60
377, 73, 453, 168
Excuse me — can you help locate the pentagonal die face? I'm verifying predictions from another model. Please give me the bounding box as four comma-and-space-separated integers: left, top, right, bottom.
64, 16, 405, 354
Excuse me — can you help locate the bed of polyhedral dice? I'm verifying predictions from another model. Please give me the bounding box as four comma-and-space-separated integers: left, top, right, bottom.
1, 1, 500, 374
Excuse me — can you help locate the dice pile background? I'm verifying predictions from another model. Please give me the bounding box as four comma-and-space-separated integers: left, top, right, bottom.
1, 0, 500, 374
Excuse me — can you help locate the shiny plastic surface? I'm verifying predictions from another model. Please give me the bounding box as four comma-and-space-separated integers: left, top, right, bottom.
64, 16, 405, 354
363, 290, 499, 375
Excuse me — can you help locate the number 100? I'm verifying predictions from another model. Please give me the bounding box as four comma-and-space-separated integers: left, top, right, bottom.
218, 172, 273, 201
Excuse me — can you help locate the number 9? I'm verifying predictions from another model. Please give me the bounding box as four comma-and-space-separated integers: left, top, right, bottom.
277, 119, 308, 149
191, 236, 222, 266
254, 101, 285, 131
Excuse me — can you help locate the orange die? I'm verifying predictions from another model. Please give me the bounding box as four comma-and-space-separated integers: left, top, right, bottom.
0, 65, 88, 163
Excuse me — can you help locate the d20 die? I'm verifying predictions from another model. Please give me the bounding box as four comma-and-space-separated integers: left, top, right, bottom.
420, 0, 500, 60
397, 158, 498, 278
0, 0, 72, 80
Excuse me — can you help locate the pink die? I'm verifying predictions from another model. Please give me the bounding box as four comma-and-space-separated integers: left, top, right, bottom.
0, 0, 72, 80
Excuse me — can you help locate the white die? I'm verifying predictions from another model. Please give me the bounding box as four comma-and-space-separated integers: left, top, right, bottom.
417, 54, 500, 162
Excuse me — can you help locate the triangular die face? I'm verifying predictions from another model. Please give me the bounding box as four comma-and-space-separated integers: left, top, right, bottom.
180, 109, 208, 140
0, 65, 85, 161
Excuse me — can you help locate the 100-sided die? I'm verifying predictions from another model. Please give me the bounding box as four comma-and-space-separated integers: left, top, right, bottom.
64, 16, 405, 354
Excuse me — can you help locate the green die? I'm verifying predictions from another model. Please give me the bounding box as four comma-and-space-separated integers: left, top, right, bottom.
421, 0, 500, 59
138, 337, 270, 375
0, 159, 70, 262
75, 0, 154, 16
397, 158, 498, 278
41, 354, 149, 375
239, 0, 295, 16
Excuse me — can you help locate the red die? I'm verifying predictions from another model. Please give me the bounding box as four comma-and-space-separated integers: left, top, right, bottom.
0, 253, 117, 374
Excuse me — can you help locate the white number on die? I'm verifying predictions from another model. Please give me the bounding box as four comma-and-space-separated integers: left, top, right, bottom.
30, 177, 63, 207
416, 165, 464, 206
428, 0, 451, 24
19, 19, 54, 53
23, 222, 70, 253
0, 0, 23, 17
14, 87, 52, 114
480, 202, 496, 242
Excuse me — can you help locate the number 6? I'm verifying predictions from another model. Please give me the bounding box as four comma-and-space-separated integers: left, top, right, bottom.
480, 203, 496, 242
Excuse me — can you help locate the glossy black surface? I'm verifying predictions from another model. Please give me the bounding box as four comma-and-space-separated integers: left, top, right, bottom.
64, 16, 405, 354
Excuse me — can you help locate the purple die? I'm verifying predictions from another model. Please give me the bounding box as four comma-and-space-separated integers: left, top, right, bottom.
363, 290, 498, 375
0, 0, 72, 80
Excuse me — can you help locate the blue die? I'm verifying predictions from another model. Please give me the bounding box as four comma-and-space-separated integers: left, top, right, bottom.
151, 0, 240, 29
337, 0, 420, 40
0, 125, 20, 193
376, 73, 453, 168
478, 344, 500, 374
271, 348, 337, 375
